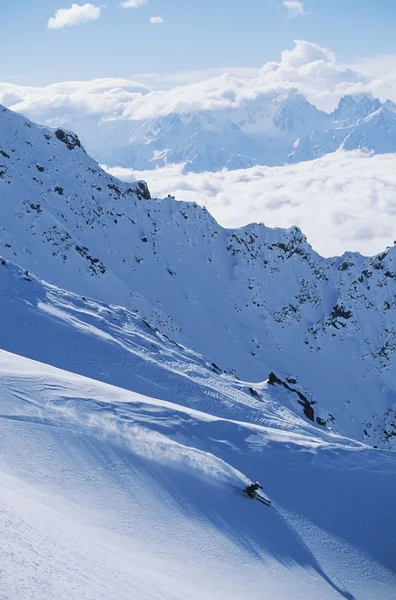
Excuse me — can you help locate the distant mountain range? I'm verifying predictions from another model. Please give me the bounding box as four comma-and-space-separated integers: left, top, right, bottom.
23, 91, 396, 172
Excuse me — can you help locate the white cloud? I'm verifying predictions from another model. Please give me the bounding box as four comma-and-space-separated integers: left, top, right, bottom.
103, 151, 396, 258
0, 78, 151, 121
48, 3, 101, 29
120, 0, 148, 8
150, 16, 164, 25
259, 40, 367, 110
283, 1, 309, 18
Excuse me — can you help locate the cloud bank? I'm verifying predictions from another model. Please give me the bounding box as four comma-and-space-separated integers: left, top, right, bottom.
103, 151, 396, 258
48, 3, 101, 30
0, 39, 384, 122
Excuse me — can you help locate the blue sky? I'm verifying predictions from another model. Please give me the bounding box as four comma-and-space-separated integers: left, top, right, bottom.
1, 1, 396, 84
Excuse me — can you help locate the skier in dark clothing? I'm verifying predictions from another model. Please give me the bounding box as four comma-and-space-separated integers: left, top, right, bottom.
245, 481, 263, 499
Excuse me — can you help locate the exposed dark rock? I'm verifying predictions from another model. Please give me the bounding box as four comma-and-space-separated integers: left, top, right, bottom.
135, 182, 151, 200
268, 372, 315, 422
329, 304, 352, 325
108, 183, 121, 197
338, 261, 354, 271
55, 129, 82, 151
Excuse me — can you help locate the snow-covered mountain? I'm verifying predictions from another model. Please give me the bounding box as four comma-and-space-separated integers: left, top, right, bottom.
1, 103, 396, 450
20, 90, 396, 172
289, 94, 396, 162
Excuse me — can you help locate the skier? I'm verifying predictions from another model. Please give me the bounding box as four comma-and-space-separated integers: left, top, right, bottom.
245, 481, 263, 499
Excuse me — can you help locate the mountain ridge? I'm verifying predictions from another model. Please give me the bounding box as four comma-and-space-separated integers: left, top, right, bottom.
1, 103, 396, 448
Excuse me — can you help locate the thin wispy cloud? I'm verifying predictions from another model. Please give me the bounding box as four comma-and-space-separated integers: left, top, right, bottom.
120, 0, 148, 8
150, 16, 164, 25
47, 3, 101, 29
283, 1, 309, 19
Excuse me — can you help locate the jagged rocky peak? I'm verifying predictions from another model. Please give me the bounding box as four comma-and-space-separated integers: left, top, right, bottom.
272, 90, 329, 132
332, 93, 381, 123
289, 93, 396, 163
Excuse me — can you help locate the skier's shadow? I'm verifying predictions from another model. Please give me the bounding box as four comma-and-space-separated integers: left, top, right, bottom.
145, 465, 356, 600
273, 508, 356, 600
208, 489, 355, 600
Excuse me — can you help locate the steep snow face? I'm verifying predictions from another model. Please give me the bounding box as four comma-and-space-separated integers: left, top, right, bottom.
0, 349, 395, 600
1, 104, 396, 449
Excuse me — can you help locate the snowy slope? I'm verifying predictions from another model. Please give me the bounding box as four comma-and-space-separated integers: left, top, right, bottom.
1, 103, 396, 448
1, 348, 395, 600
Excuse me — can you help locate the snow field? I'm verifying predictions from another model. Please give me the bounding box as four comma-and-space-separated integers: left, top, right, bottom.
0, 349, 395, 599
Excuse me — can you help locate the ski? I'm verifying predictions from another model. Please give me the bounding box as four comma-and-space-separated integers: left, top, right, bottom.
243, 488, 272, 507
255, 495, 271, 507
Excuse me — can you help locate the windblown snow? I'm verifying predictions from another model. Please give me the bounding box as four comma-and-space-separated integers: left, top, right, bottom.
0, 102, 396, 599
